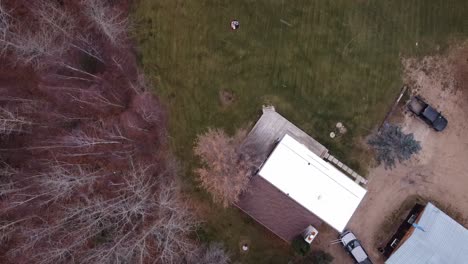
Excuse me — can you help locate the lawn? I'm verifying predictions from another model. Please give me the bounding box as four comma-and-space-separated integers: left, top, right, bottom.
132, 0, 467, 262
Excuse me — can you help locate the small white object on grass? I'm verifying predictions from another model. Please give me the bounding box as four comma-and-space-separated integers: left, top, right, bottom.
416, 42, 419, 46
336, 122, 343, 129
280, 19, 292, 27
231, 20, 240, 30
330, 132, 336, 138
242, 244, 249, 251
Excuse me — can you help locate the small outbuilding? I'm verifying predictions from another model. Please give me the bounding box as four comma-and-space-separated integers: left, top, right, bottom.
385, 202, 468, 264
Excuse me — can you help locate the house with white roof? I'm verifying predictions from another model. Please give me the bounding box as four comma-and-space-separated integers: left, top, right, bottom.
236, 107, 367, 242
258, 134, 367, 232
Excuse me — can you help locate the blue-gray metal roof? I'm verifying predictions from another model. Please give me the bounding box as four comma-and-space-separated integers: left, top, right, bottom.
386, 203, 468, 264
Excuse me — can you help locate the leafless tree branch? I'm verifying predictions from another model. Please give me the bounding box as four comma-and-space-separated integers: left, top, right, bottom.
82, 0, 128, 46
188, 242, 231, 264
0, 107, 31, 135
14, 162, 197, 264
67, 90, 124, 109
37, 162, 103, 203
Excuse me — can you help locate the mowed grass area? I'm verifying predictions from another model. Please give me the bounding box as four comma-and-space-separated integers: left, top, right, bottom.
133, 0, 467, 263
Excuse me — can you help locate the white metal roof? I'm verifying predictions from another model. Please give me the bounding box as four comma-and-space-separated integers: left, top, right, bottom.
258, 134, 367, 232
386, 203, 468, 264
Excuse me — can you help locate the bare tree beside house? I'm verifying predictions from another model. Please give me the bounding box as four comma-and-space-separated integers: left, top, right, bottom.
194, 128, 255, 207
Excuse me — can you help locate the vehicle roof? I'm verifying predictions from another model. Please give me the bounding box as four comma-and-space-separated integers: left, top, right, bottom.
341, 231, 357, 246
433, 115, 448, 131
422, 106, 439, 122
360, 259, 373, 264
351, 246, 369, 262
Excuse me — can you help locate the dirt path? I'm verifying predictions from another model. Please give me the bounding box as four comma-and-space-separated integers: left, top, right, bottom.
315, 44, 468, 264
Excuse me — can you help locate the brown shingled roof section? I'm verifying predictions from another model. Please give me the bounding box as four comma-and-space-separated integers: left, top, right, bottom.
235, 175, 322, 242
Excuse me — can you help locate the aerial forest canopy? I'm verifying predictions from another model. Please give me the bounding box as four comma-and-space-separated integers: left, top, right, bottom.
0, 1, 229, 263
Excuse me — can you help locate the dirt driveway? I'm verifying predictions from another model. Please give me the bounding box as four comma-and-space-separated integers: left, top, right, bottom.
314, 44, 468, 264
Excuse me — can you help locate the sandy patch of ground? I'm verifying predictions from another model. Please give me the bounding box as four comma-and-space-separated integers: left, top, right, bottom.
314, 44, 468, 264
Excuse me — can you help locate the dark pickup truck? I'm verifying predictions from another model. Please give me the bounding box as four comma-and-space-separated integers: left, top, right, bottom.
407, 96, 448, 131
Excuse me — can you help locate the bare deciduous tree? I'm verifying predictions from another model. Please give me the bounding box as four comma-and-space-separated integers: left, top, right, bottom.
0, 1, 105, 76
0, 161, 16, 178
112, 56, 151, 96
0, 1, 10, 51
6, 162, 197, 264
60, 125, 130, 146
30, 124, 131, 150
133, 92, 162, 124
32, 1, 76, 39
0, 217, 30, 245
0, 1, 198, 263
84, 181, 196, 264
67, 89, 124, 109
188, 242, 231, 264
82, 0, 128, 45
194, 128, 254, 207
0, 162, 99, 209
80, 163, 196, 264
37, 162, 103, 203
0, 107, 31, 135
32, 1, 104, 64
0, 162, 20, 199
2, 12, 69, 69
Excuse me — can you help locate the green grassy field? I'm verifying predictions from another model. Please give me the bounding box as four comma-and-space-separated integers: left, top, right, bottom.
133, 0, 467, 262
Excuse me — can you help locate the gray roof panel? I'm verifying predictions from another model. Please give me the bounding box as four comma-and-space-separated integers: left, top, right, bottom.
386, 203, 468, 264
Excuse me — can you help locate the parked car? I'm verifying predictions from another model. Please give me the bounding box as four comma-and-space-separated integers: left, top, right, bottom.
407, 95, 448, 131
339, 231, 373, 264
